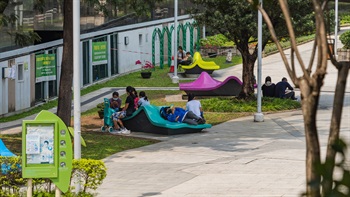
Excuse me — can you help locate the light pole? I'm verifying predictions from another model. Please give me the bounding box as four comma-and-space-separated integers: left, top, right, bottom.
334, 0, 339, 57
254, 0, 264, 122
73, 0, 81, 192
172, 0, 179, 83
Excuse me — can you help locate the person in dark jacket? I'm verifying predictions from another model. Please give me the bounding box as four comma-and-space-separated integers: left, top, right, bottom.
274, 77, 297, 99
261, 76, 275, 97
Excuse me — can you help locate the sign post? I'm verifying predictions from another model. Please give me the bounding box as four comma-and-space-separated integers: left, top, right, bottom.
22, 110, 73, 196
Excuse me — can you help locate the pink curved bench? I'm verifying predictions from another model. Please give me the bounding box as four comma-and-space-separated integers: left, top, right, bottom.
179, 72, 244, 96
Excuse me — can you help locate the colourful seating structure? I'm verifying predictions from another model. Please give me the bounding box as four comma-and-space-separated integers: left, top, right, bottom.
0, 139, 15, 157
180, 52, 220, 74
122, 105, 211, 135
0, 139, 16, 174
179, 72, 244, 96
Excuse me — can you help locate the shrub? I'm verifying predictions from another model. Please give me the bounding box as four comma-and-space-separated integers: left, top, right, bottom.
71, 159, 107, 193
0, 156, 25, 196
0, 157, 107, 196
339, 31, 350, 49
200, 34, 229, 48
96, 102, 104, 111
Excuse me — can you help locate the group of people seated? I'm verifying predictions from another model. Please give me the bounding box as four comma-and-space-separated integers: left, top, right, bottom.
108, 86, 150, 134
177, 46, 193, 66
261, 76, 297, 100
108, 88, 206, 134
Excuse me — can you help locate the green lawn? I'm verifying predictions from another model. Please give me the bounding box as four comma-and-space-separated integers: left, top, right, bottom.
1, 55, 241, 123
1, 89, 301, 160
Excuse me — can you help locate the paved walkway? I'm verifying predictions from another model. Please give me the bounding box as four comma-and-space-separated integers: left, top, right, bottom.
95, 30, 350, 196
1, 28, 350, 196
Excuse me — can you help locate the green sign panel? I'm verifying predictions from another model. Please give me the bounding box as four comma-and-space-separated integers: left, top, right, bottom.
92, 41, 108, 65
22, 110, 73, 193
35, 54, 56, 83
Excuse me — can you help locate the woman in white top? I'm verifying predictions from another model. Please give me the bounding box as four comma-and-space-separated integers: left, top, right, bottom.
186, 93, 204, 119
138, 91, 150, 107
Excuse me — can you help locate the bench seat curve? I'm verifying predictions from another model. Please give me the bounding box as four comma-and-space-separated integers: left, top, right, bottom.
122, 105, 212, 135
179, 72, 243, 96
180, 52, 220, 74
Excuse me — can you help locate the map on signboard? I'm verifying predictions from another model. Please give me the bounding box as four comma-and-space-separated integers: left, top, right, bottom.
26, 125, 54, 164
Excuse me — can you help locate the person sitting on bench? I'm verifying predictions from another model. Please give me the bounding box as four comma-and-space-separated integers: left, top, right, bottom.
166, 105, 205, 125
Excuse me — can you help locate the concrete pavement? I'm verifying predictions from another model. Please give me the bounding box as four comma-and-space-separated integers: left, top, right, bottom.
95, 30, 350, 196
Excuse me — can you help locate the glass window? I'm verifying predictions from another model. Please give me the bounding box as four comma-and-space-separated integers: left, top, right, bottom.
18, 64, 24, 81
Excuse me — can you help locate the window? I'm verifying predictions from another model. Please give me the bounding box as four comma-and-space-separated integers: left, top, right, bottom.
17, 64, 24, 81
139, 34, 142, 45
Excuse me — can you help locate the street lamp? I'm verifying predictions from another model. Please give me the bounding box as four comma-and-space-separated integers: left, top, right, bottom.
254, 0, 264, 122
172, 0, 179, 83
334, 0, 339, 57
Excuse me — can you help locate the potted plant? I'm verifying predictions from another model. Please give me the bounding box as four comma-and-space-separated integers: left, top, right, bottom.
136, 60, 155, 78
97, 102, 105, 119
338, 30, 350, 61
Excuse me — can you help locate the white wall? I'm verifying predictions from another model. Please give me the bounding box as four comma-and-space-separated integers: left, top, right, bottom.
0, 61, 9, 115
15, 55, 31, 111
117, 24, 162, 72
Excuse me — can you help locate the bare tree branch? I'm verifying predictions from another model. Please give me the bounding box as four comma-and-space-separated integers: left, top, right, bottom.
278, 0, 310, 84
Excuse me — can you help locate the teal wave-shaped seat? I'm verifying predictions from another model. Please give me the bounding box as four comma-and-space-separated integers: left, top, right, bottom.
122, 105, 212, 135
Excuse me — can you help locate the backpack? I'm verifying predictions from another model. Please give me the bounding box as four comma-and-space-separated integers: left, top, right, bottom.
160, 106, 170, 120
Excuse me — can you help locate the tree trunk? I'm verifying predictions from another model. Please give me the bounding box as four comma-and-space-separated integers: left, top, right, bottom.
57, 0, 73, 126
322, 61, 350, 196
239, 50, 257, 98
300, 80, 321, 197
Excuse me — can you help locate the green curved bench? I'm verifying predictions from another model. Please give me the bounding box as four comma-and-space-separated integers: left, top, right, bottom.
122, 105, 211, 135
180, 52, 220, 74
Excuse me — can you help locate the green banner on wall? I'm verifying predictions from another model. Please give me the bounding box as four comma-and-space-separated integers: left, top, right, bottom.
35, 54, 56, 83
92, 41, 108, 65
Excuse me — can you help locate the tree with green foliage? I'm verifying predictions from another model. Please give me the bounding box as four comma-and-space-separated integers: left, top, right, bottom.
248, 0, 350, 196
83, 0, 164, 20
0, 0, 40, 46
189, 0, 314, 98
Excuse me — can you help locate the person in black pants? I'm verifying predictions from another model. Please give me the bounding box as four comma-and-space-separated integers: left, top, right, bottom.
274, 77, 297, 100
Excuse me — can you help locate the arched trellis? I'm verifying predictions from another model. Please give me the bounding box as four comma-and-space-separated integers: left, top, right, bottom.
162, 26, 174, 68
151, 21, 202, 69
183, 22, 192, 55
192, 21, 201, 52
152, 28, 163, 67
177, 23, 184, 51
